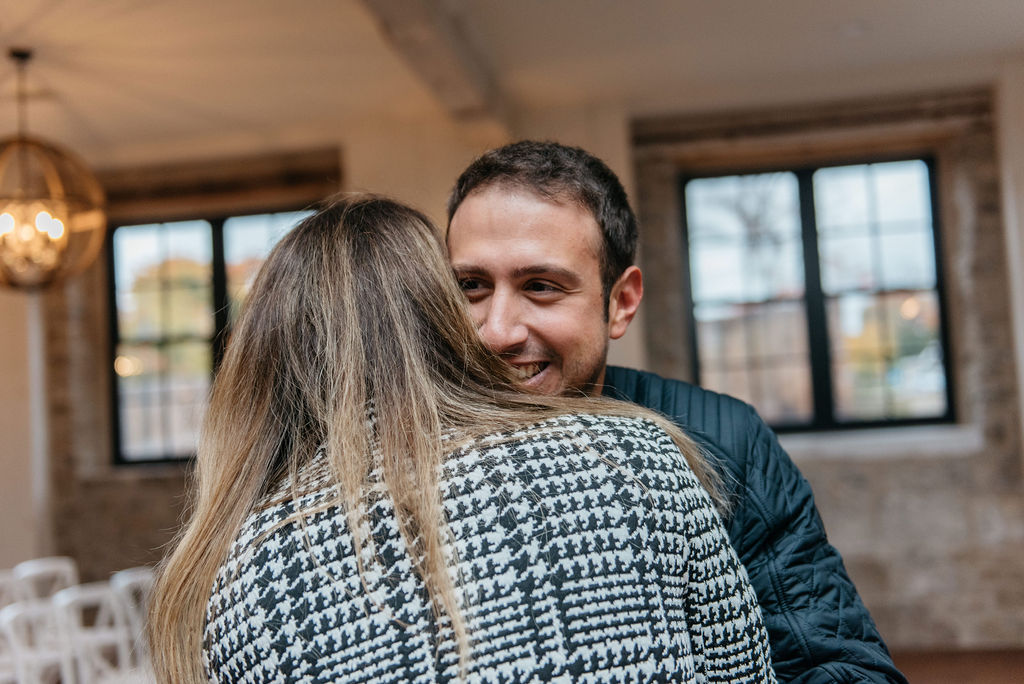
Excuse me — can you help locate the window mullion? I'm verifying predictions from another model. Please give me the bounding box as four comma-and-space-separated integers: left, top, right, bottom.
798, 169, 835, 427
158, 227, 171, 457
211, 218, 228, 370
927, 158, 957, 422
678, 176, 701, 385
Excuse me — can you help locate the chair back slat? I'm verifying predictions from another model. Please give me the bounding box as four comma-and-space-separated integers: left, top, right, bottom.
13, 557, 79, 600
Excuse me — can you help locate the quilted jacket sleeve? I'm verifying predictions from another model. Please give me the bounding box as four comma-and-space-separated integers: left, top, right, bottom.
603, 366, 907, 684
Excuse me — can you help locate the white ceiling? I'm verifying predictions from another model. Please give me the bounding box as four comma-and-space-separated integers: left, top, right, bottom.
3, 0, 1024, 168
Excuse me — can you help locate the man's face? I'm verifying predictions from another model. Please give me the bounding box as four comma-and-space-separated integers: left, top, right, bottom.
448, 185, 636, 396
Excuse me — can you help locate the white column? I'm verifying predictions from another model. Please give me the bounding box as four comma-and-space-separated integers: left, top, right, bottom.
996, 59, 1024, 473
0, 289, 47, 565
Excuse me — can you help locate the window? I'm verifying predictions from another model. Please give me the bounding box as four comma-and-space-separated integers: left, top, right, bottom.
681, 158, 952, 430
108, 210, 311, 462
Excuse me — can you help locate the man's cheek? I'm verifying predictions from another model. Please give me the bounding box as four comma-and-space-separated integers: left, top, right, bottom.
466, 303, 488, 328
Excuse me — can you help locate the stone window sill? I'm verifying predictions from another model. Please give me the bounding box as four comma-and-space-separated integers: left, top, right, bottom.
780, 423, 984, 462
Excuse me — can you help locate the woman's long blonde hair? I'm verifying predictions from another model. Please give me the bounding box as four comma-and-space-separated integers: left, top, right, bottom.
148, 195, 725, 682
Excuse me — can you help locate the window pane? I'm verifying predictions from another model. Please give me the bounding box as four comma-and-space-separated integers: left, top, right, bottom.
828, 291, 947, 421
696, 300, 807, 367
749, 361, 813, 425
748, 235, 804, 301
115, 343, 167, 462
829, 294, 885, 421
166, 341, 211, 456
686, 173, 800, 242
113, 220, 212, 341
700, 365, 751, 405
116, 289, 161, 340
828, 293, 883, 363
883, 291, 942, 355
815, 161, 937, 296
833, 360, 887, 421
686, 172, 802, 304
114, 224, 162, 340
883, 291, 948, 418
695, 303, 748, 364
114, 341, 210, 461
119, 401, 164, 462
818, 234, 876, 294
113, 224, 161, 293
166, 286, 213, 337
164, 220, 213, 275
696, 299, 810, 422
813, 166, 870, 234
748, 300, 808, 361
690, 242, 746, 301
225, 211, 310, 317
873, 160, 930, 226
888, 340, 948, 418
879, 230, 936, 290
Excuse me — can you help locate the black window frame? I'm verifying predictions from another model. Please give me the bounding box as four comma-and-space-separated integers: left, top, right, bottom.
678, 154, 956, 432
106, 206, 309, 465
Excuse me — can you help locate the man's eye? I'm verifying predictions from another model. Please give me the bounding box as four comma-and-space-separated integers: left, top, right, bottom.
458, 278, 482, 292
525, 281, 560, 293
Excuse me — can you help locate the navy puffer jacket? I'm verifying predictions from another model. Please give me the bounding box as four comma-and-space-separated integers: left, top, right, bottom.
604, 366, 907, 683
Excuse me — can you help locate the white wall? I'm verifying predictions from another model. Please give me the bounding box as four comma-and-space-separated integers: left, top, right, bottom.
342, 115, 507, 226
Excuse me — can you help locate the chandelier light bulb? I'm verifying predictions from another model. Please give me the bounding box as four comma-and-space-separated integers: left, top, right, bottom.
0, 200, 72, 286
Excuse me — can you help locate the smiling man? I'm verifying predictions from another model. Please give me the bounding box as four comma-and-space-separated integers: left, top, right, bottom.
446, 140, 907, 683
449, 183, 641, 396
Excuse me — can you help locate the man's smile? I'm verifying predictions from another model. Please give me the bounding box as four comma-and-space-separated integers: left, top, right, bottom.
507, 361, 549, 383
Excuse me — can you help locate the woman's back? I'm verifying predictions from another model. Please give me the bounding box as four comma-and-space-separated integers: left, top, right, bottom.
204, 414, 774, 683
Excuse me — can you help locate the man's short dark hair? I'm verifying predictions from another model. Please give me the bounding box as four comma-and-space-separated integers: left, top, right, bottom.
447, 140, 638, 299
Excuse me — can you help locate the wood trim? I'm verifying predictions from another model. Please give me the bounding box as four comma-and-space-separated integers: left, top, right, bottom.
633, 89, 992, 173
634, 88, 991, 145
97, 147, 342, 224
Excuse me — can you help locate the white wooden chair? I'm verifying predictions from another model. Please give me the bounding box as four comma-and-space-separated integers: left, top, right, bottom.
0, 599, 75, 684
53, 582, 136, 684
109, 567, 155, 670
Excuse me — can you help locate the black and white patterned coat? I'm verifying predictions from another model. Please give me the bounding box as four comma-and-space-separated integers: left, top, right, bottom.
204, 414, 775, 683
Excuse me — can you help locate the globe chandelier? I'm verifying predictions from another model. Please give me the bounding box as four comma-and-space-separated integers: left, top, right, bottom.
0, 47, 106, 289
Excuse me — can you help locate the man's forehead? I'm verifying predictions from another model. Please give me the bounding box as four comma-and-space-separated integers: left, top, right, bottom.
470, 181, 586, 216
449, 185, 602, 252
446, 192, 598, 282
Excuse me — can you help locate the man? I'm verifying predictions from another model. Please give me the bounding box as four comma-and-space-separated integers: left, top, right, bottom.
446, 140, 906, 683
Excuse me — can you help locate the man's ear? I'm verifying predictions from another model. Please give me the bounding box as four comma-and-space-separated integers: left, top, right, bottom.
608, 266, 643, 340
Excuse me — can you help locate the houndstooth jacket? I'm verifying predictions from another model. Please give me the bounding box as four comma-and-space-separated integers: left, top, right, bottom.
203, 413, 776, 683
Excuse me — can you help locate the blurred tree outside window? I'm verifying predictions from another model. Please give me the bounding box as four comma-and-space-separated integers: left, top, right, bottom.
682, 159, 952, 430
109, 210, 311, 462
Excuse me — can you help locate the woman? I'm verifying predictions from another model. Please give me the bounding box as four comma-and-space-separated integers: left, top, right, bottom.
149, 195, 775, 683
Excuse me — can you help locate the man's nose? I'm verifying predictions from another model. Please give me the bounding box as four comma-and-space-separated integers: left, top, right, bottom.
477, 291, 528, 354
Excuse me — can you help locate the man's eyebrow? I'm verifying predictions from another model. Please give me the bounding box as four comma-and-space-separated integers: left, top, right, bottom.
511, 264, 582, 285
450, 263, 582, 285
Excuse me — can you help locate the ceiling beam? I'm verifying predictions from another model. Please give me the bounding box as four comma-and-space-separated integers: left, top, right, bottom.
359, 0, 507, 127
